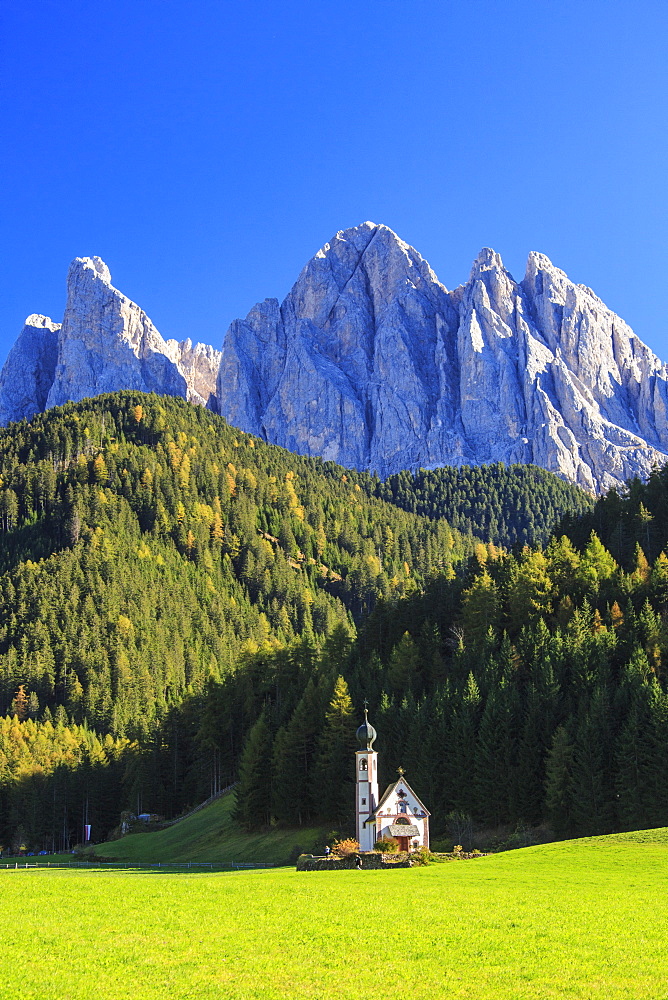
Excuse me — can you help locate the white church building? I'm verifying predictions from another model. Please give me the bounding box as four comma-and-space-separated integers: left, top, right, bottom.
355, 706, 430, 852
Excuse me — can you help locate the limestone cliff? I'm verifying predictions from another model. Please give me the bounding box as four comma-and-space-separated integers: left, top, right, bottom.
0, 257, 220, 424
217, 223, 668, 491
0, 314, 61, 425
3, 226, 668, 493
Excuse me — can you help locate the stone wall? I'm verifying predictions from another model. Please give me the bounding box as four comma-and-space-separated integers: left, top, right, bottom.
296, 853, 413, 871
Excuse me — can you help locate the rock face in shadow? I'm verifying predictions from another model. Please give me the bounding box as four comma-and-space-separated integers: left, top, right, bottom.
0, 257, 221, 424
0, 315, 61, 425
217, 223, 668, 492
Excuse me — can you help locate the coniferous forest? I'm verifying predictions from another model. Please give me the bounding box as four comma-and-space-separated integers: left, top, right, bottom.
2, 392, 668, 852
365, 463, 592, 548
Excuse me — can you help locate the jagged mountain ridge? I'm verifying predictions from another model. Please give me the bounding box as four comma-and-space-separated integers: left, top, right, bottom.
0, 256, 220, 425
218, 223, 668, 492
3, 223, 668, 492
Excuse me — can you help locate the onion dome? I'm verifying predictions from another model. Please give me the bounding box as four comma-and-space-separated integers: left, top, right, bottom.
356, 705, 377, 749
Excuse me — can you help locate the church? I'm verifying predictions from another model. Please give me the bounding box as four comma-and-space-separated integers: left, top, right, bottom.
355, 706, 430, 852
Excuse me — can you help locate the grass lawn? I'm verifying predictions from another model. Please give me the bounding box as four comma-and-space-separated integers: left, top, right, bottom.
6, 829, 668, 999
88, 791, 327, 864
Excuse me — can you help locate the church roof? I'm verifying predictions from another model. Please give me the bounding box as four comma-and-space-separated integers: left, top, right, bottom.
370, 777, 430, 818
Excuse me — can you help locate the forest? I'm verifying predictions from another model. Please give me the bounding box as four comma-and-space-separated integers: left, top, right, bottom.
363, 462, 592, 548
0, 391, 667, 852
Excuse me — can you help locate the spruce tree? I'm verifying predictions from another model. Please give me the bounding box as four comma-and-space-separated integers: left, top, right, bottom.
312, 676, 357, 823
570, 690, 616, 836
387, 632, 422, 694
271, 679, 324, 826
544, 724, 575, 835
615, 696, 655, 831
440, 673, 481, 816
459, 571, 499, 649
474, 683, 518, 827
234, 709, 274, 830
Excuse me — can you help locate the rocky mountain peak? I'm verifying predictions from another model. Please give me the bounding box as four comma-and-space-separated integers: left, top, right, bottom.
0, 258, 221, 423
3, 224, 668, 493
68, 255, 112, 287
469, 247, 506, 277
24, 313, 60, 329
524, 249, 560, 275
217, 224, 668, 492
0, 315, 61, 425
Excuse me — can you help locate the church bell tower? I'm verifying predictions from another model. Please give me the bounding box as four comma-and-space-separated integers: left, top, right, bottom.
355, 704, 379, 851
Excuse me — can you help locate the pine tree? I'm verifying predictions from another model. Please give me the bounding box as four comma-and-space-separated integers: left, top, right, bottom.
615, 691, 656, 831
234, 709, 274, 830
459, 571, 499, 649
650, 551, 668, 608
474, 683, 518, 827
506, 550, 552, 633
577, 532, 618, 597
544, 725, 574, 835
271, 679, 324, 825
546, 535, 581, 596
387, 632, 422, 694
312, 676, 357, 823
10, 685, 29, 722
570, 690, 615, 836
513, 692, 548, 825
440, 673, 481, 815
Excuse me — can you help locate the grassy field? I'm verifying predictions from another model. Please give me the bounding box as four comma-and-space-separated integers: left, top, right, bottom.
6, 828, 668, 999
87, 792, 329, 864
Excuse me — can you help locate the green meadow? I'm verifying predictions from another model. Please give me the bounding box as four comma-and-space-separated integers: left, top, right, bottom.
6, 830, 668, 1000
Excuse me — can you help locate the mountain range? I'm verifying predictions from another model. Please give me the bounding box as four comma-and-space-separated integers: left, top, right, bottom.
3, 222, 668, 492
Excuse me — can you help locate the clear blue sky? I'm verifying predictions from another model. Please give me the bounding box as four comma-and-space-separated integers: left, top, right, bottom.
1, 0, 667, 364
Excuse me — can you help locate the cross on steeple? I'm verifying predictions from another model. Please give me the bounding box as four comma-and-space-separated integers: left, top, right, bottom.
397, 766, 405, 777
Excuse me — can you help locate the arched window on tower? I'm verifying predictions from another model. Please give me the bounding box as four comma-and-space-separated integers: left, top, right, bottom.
359, 758, 368, 771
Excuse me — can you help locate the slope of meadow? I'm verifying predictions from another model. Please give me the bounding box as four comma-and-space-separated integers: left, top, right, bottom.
91, 792, 327, 864
6, 831, 668, 999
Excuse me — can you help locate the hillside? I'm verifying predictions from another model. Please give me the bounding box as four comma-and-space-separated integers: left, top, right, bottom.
0, 390, 472, 729
232, 468, 668, 845
1, 390, 668, 855
90, 791, 326, 864
0, 390, 483, 848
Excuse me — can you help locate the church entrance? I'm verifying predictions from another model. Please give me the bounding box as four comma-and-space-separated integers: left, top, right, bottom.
397, 836, 409, 852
